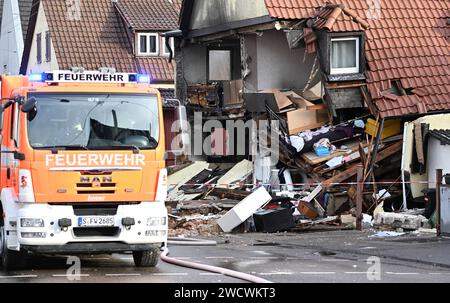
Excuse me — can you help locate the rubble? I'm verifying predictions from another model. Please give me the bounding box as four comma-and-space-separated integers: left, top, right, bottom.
165, 112, 433, 238
373, 212, 429, 231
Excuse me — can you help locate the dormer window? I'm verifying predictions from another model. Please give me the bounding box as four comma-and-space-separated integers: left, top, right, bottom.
137, 33, 159, 56
330, 37, 360, 75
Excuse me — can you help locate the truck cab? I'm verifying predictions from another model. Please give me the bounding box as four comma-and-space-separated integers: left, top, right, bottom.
0, 70, 168, 269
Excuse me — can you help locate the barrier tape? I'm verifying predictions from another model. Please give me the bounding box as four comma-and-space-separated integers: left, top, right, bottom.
168, 180, 434, 188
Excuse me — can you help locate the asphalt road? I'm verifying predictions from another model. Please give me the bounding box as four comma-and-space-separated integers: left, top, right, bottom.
1, 231, 450, 283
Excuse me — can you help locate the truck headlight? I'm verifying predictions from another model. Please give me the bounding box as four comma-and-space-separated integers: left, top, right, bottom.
147, 217, 167, 226
21, 218, 44, 228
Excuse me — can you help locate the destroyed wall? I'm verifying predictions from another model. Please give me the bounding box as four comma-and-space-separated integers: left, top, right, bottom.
252, 29, 320, 91
182, 44, 208, 85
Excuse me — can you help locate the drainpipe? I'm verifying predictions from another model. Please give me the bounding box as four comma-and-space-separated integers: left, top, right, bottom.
162, 29, 183, 63
401, 123, 409, 211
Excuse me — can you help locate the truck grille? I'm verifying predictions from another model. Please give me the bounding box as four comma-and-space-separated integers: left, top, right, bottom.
77, 190, 115, 194
73, 227, 120, 237
73, 204, 119, 216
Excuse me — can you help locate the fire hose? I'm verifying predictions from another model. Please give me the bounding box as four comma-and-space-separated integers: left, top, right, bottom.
161, 237, 272, 284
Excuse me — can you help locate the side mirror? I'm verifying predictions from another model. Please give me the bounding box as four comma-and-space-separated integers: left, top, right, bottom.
21, 97, 37, 113
2, 100, 14, 111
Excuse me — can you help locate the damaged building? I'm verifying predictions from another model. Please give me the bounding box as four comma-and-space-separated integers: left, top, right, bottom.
166, 0, 450, 234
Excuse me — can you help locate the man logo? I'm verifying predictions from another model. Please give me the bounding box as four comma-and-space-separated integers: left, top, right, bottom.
80, 176, 113, 183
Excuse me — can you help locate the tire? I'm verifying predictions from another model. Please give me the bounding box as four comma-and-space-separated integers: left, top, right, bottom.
132, 247, 160, 267
0, 226, 28, 271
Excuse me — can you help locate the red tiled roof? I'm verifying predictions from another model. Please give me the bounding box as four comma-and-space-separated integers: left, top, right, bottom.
265, 0, 450, 118
309, 4, 368, 32
22, 0, 175, 82
114, 0, 181, 31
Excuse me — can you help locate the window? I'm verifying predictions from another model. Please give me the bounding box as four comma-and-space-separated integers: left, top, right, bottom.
208, 50, 231, 81
162, 36, 174, 56
45, 31, 51, 62
330, 37, 360, 75
13, 103, 20, 147
137, 33, 158, 56
27, 93, 160, 150
36, 33, 42, 64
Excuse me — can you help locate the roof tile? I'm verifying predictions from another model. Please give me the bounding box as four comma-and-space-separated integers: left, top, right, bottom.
264, 0, 450, 118
39, 0, 178, 82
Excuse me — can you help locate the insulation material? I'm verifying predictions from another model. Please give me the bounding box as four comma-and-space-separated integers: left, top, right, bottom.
167, 162, 209, 201
217, 160, 253, 189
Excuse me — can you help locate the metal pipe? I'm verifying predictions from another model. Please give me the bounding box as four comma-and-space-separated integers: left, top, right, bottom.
436, 169, 442, 237
401, 123, 409, 211
356, 165, 364, 231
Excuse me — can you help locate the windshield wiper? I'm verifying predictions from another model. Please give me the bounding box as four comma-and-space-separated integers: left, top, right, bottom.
111, 144, 141, 154
82, 144, 141, 154
38, 145, 90, 153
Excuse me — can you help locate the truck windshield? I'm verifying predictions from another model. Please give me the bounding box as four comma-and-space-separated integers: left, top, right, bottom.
27, 93, 160, 150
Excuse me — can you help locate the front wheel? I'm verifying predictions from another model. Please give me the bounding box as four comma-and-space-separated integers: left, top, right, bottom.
132, 247, 160, 267
0, 226, 28, 270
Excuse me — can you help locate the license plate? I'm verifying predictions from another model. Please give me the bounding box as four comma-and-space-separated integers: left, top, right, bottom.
78, 216, 115, 227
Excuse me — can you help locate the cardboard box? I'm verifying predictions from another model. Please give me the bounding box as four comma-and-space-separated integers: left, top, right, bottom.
244, 89, 296, 113
286, 100, 329, 135
223, 80, 243, 106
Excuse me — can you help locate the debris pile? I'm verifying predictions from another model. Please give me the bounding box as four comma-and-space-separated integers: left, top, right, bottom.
166, 90, 439, 236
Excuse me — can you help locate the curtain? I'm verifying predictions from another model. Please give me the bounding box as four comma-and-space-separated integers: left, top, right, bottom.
331, 40, 357, 69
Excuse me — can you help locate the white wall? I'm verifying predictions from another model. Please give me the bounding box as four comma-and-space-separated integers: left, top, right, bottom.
0, 0, 23, 74
427, 137, 450, 188
26, 2, 58, 74
403, 113, 450, 198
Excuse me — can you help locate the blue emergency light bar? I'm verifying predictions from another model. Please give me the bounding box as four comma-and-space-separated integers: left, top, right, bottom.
29, 73, 44, 82
137, 74, 151, 83
28, 71, 151, 84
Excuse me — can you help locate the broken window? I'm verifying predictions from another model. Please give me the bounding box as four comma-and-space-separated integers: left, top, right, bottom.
330, 37, 359, 75
208, 50, 231, 81
137, 33, 158, 56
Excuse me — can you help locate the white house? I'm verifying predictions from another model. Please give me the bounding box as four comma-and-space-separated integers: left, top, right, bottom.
0, 0, 33, 74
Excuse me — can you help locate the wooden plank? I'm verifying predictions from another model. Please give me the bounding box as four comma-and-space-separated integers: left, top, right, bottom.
322, 141, 403, 188
306, 105, 328, 110
325, 82, 365, 89
301, 140, 367, 166
209, 188, 251, 200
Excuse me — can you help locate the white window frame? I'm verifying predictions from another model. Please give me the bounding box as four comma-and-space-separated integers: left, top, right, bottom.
330, 37, 360, 75
137, 33, 159, 56
161, 36, 174, 56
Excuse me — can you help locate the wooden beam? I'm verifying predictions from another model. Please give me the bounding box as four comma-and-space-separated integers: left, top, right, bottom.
209, 187, 251, 200
322, 141, 402, 188
325, 82, 365, 89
